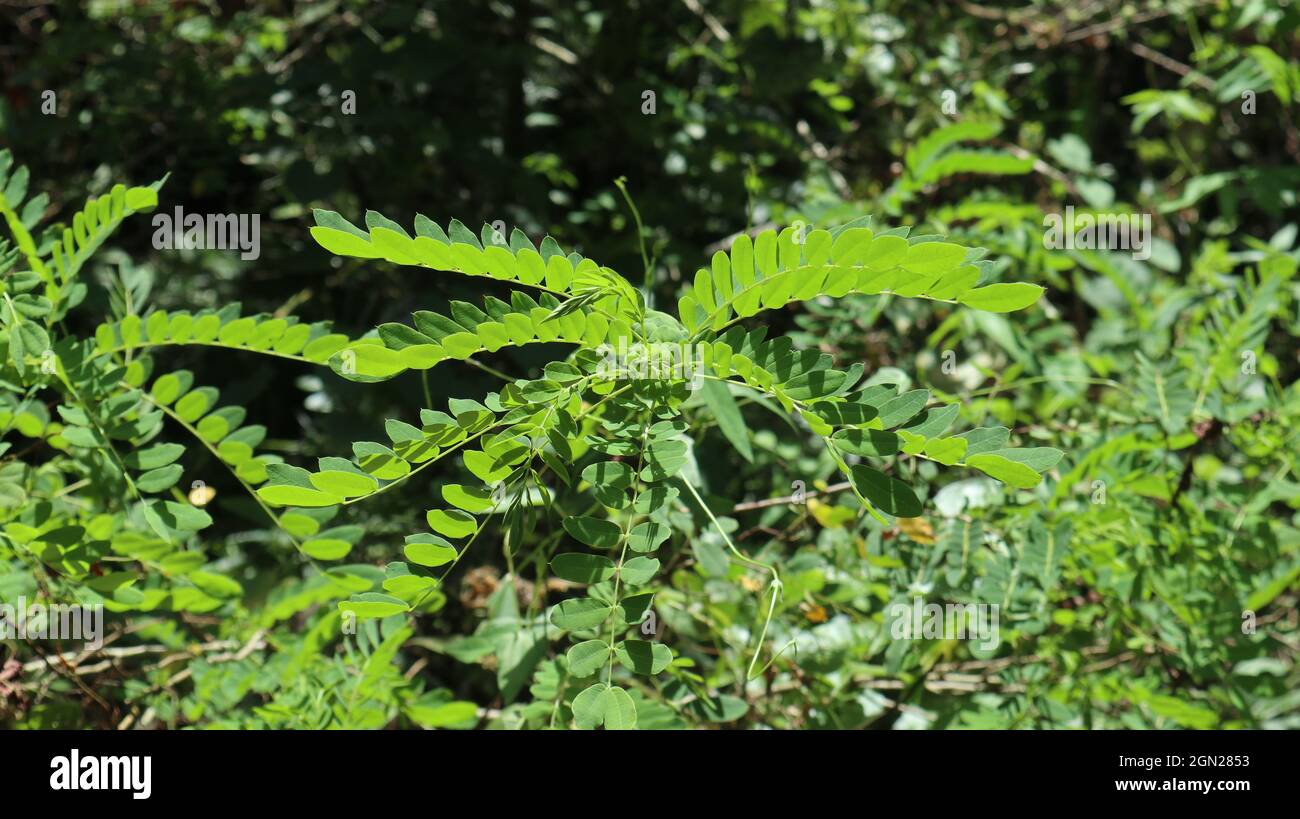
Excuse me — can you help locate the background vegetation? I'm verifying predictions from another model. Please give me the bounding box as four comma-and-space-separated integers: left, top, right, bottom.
1, 0, 1298, 729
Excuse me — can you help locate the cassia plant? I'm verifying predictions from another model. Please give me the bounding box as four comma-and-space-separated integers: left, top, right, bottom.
240, 204, 1064, 729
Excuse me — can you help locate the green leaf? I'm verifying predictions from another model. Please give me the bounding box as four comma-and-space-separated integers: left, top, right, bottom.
551, 553, 617, 584
957, 426, 1010, 455
550, 597, 613, 630
602, 685, 637, 730
876, 389, 929, 428
965, 453, 1043, 489
136, 465, 183, 493
442, 483, 495, 513
404, 537, 458, 567
311, 226, 381, 258
126, 445, 187, 471
983, 446, 1064, 473
615, 640, 672, 675
571, 683, 607, 729
627, 522, 671, 553
810, 400, 878, 426
149, 373, 189, 406
190, 571, 242, 599
562, 516, 622, 549
922, 437, 968, 465
640, 438, 688, 481
339, 593, 410, 619
426, 508, 478, 539
830, 428, 900, 456
957, 282, 1045, 312
700, 379, 753, 462
406, 699, 478, 729
302, 538, 352, 560
150, 500, 212, 532
174, 389, 215, 423
849, 465, 922, 517
257, 484, 341, 508
309, 470, 378, 499
565, 640, 610, 677
581, 461, 634, 491
619, 556, 660, 585
902, 403, 960, 439
902, 241, 966, 276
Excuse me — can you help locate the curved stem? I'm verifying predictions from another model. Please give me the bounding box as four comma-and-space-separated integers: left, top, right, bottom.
679, 476, 782, 680
142, 392, 303, 549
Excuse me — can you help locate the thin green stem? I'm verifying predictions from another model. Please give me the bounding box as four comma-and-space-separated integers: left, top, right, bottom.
680, 476, 782, 680
97, 339, 322, 365
613, 176, 654, 305
143, 392, 303, 549
603, 405, 655, 685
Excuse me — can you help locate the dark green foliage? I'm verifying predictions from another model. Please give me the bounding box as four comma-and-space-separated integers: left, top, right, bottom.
2, 1, 1298, 731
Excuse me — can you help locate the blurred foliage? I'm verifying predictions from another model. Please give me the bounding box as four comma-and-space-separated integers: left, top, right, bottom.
1, 0, 1298, 729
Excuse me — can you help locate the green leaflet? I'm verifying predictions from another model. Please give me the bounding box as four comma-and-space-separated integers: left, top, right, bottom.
258, 485, 341, 508
620, 556, 660, 585
849, 464, 923, 518
566, 641, 610, 677
562, 516, 623, 549
310, 470, 378, 498
615, 640, 672, 675
601, 686, 638, 730
427, 508, 478, 539
338, 593, 410, 620
700, 378, 753, 462
301, 538, 352, 560
571, 683, 607, 729
404, 536, 458, 567
965, 454, 1044, 489
550, 597, 613, 630
551, 553, 617, 584
957, 282, 1046, 313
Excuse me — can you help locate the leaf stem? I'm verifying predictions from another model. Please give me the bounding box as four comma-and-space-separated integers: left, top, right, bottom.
680, 476, 782, 679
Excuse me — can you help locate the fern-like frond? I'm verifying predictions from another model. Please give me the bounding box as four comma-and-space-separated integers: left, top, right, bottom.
885, 120, 1035, 212
255, 398, 503, 511
0, 149, 161, 287
677, 222, 1044, 337
140, 368, 278, 487
93, 304, 353, 366
310, 207, 640, 308
334, 290, 642, 381
47, 181, 162, 283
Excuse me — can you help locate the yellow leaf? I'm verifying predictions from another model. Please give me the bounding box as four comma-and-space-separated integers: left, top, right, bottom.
802, 603, 828, 624
808, 498, 855, 529
897, 516, 935, 544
